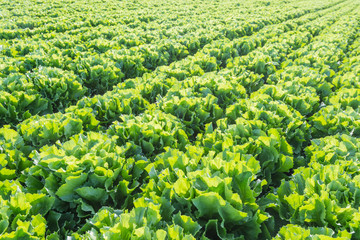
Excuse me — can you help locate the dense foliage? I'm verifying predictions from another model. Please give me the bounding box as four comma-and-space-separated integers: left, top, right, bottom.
1, 0, 360, 239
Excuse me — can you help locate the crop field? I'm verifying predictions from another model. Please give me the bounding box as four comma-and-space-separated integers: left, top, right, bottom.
1, 0, 360, 239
